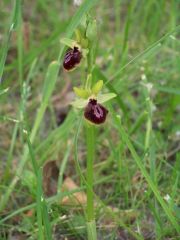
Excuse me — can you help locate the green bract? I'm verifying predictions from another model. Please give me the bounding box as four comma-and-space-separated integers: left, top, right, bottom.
86, 19, 97, 41
78, 14, 87, 37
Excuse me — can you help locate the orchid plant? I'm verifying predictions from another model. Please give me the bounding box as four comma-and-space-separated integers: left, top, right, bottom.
61, 14, 116, 240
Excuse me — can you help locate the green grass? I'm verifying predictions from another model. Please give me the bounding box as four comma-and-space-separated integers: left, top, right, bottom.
0, 0, 180, 239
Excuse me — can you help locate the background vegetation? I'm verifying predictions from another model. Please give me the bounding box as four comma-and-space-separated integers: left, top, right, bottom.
0, 0, 180, 239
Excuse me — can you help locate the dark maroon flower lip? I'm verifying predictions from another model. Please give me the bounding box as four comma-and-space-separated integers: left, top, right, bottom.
63, 47, 82, 71
84, 99, 108, 125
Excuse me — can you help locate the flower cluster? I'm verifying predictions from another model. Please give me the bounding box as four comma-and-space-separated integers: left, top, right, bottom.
61, 16, 116, 125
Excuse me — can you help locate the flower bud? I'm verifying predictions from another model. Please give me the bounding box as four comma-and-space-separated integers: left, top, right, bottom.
84, 99, 108, 125
63, 47, 82, 71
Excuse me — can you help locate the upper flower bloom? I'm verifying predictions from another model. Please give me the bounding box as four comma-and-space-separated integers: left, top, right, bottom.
84, 99, 108, 125
63, 47, 82, 71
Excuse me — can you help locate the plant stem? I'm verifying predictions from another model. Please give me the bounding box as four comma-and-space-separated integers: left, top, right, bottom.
86, 124, 94, 220
85, 123, 97, 240
85, 14, 98, 240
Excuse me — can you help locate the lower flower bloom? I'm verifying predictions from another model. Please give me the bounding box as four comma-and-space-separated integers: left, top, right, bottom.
84, 99, 108, 125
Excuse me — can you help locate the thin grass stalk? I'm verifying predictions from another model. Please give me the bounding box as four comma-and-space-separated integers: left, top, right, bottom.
36, 168, 44, 240
0, 0, 17, 80
26, 131, 52, 239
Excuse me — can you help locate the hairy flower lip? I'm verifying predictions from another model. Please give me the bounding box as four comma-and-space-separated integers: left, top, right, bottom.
63, 47, 82, 71
84, 99, 108, 125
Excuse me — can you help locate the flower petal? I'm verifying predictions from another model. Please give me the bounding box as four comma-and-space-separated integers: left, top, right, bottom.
97, 93, 116, 104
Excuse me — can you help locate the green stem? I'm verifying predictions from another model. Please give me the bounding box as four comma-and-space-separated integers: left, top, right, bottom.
83, 14, 98, 240
85, 123, 97, 240
86, 124, 94, 220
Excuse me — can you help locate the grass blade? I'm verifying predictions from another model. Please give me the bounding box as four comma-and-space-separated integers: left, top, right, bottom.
0, 0, 20, 81
154, 85, 180, 95
26, 131, 52, 239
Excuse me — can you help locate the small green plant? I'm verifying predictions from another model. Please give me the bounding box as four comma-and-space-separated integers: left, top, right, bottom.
1, 1, 179, 239
61, 14, 116, 240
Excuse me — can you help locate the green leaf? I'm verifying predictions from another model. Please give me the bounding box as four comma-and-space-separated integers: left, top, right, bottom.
0, 0, 20, 80
60, 38, 78, 49
12, 0, 21, 30
73, 87, 90, 99
42, 61, 59, 104
71, 98, 88, 109
92, 80, 103, 95
97, 93, 116, 103
31, 60, 59, 143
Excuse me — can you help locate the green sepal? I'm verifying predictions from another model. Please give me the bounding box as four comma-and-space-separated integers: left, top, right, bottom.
73, 87, 90, 99
71, 98, 88, 109
60, 38, 80, 49
97, 93, 116, 104
86, 19, 97, 41
78, 14, 87, 37
92, 80, 103, 95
